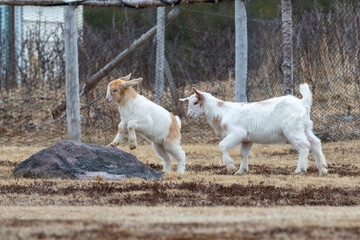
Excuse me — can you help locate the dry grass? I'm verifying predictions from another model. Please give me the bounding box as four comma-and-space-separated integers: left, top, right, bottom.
1, 206, 360, 239
0, 141, 360, 238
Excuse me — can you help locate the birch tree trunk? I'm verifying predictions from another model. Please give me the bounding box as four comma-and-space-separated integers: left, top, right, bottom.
64, 5, 82, 142
14, 6, 23, 88
235, 0, 248, 102
155, 7, 165, 105
281, 0, 294, 95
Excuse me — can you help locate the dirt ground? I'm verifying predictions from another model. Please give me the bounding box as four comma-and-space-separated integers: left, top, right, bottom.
0, 141, 360, 239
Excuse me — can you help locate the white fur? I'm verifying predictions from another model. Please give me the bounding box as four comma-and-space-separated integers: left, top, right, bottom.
107, 80, 186, 174
180, 83, 328, 175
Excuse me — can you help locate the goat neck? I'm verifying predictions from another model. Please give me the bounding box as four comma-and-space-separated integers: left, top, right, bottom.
203, 94, 226, 123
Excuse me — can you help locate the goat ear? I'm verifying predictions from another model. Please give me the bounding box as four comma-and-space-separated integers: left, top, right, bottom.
122, 73, 132, 81
179, 97, 190, 102
122, 77, 143, 88
192, 87, 203, 99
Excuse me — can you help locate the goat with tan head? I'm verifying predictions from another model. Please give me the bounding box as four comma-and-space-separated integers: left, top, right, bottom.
106, 73, 186, 174
180, 84, 328, 176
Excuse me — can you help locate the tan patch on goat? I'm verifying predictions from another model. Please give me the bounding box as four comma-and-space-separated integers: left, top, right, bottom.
165, 113, 181, 144
108, 80, 138, 106
196, 96, 204, 108
212, 116, 223, 135
217, 101, 224, 107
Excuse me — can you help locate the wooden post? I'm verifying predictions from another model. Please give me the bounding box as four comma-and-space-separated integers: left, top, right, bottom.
235, 0, 248, 102
155, 6, 165, 105
281, 0, 294, 95
64, 5, 81, 142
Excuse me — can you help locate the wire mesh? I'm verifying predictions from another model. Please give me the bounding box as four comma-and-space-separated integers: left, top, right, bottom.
0, 0, 359, 145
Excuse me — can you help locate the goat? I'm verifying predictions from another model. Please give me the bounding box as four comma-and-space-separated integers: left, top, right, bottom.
179, 83, 328, 175
105, 73, 186, 174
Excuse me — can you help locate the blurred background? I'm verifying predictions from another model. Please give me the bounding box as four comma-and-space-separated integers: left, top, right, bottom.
0, 0, 359, 145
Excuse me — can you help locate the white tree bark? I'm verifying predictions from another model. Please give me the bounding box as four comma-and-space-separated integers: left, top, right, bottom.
14, 6, 23, 88
281, 0, 294, 95
64, 5, 81, 142
235, 0, 248, 102
155, 7, 165, 105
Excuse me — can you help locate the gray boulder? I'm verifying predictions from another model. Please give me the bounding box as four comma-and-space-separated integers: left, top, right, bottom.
13, 140, 162, 180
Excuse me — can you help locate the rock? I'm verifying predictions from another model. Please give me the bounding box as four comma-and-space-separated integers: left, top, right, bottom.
13, 140, 162, 180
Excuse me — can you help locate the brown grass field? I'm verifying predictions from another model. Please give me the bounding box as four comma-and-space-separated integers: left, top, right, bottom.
0, 141, 360, 239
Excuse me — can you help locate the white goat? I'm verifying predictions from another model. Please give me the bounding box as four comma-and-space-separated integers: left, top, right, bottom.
106, 73, 186, 174
179, 83, 328, 175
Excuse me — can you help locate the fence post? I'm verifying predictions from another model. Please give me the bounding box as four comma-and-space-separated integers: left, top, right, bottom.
155, 6, 165, 105
281, 0, 294, 95
64, 5, 82, 142
235, 0, 248, 102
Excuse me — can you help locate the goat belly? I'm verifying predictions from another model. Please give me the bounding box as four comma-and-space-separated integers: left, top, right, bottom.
246, 131, 287, 144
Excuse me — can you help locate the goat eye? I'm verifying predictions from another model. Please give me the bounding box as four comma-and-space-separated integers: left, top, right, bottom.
194, 101, 198, 105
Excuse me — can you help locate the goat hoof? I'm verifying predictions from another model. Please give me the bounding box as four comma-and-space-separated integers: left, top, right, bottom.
294, 169, 305, 175
226, 164, 236, 174
109, 142, 118, 147
234, 170, 247, 175
177, 166, 185, 175
319, 168, 328, 176
129, 140, 137, 150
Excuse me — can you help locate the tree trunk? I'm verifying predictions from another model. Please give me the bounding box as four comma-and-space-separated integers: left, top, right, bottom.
155, 7, 165, 105
235, 0, 248, 102
14, 6, 23, 88
281, 0, 294, 95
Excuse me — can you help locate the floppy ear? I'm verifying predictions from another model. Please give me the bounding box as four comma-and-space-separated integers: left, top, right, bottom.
122, 73, 132, 81
192, 87, 203, 100
122, 77, 143, 88
179, 97, 190, 102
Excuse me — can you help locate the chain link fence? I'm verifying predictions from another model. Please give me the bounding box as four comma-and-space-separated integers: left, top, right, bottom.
0, 0, 359, 145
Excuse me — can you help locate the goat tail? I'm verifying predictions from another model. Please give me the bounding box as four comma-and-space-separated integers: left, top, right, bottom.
175, 115, 181, 129
300, 83, 312, 114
